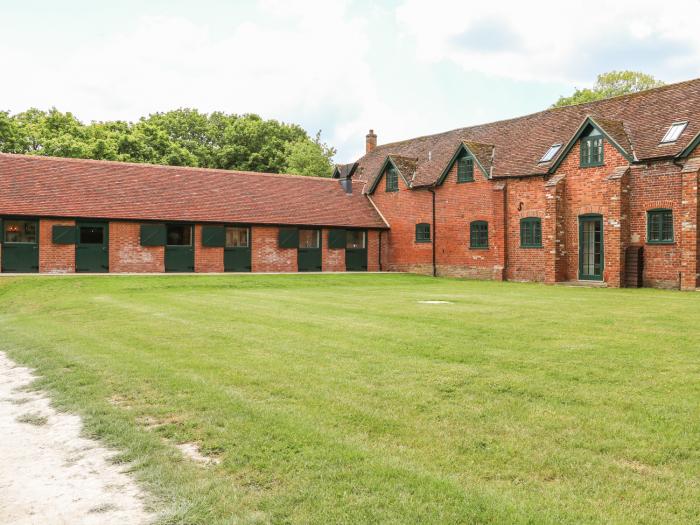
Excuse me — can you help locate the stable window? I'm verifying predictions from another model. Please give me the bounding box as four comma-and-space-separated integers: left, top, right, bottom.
470, 221, 489, 249
520, 218, 542, 248
457, 156, 474, 182
660, 122, 687, 144
3, 220, 37, 244
647, 209, 674, 244
298, 229, 320, 249
79, 226, 104, 245
386, 167, 399, 192
580, 129, 604, 167
225, 226, 249, 248
166, 225, 192, 246
415, 223, 431, 243
346, 230, 366, 249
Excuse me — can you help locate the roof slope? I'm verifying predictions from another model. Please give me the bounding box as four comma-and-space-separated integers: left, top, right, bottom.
0, 154, 388, 228
356, 77, 700, 187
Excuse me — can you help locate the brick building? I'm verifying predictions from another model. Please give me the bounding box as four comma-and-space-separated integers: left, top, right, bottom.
1, 79, 699, 289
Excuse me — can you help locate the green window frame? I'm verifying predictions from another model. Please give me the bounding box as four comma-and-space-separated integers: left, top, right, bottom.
386, 167, 398, 192
457, 156, 474, 183
580, 135, 604, 167
415, 223, 431, 243
520, 217, 542, 248
470, 221, 488, 249
647, 209, 674, 244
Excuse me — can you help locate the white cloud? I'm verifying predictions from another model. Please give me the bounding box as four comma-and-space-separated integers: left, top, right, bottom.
396, 0, 700, 84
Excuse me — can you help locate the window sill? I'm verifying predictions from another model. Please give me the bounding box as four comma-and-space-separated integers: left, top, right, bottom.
415, 240, 432, 244
469, 246, 489, 250
646, 241, 675, 245
520, 245, 543, 249
456, 179, 474, 184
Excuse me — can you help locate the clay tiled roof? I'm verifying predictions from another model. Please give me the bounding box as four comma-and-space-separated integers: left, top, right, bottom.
357, 78, 700, 189
0, 154, 388, 229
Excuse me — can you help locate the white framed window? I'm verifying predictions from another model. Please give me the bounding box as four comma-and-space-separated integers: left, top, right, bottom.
660, 122, 688, 144
539, 143, 562, 163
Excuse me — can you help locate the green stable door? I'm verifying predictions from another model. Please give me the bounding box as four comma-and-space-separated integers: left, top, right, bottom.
224, 226, 251, 272
76, 222, 109, 272
1, 218, 39, 273
298, 229, 321, 272
579, 215, 604, 281
345, 230, 368, 271
165, 224, 195, 272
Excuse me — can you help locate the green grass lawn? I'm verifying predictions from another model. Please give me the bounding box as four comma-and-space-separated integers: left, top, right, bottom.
1, 274, 698, 524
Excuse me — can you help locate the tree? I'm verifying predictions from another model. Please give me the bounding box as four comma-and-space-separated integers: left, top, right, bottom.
0, 107, 336, 177
553, 71, 665, 107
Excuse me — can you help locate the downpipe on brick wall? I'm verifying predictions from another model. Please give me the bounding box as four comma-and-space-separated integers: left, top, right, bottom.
428, 187, 437, 277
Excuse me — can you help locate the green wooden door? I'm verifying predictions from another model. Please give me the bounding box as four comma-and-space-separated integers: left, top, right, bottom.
1, 219, 39, 273
579, 215, 604, 281
165, 224, 195, 272
76, 222, 109, 273
298, 229, 321, 272
224, 226, 251, 272
345, 230, 367, 271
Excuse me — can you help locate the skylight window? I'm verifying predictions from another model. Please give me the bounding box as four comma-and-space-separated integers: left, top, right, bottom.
660, 122, 688, 144
539, 143, 562, 163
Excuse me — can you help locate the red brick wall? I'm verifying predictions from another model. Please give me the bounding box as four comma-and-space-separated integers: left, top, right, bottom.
554, 140, 630, 282
109, 222, 164, 273
505, 177, 547, 282
369, 178, 433, 275
628, 162, 683, 288
434, 161, 503, 279
39, 219, 75, 273
251, 225, 297, 272
195, 224, 224, 273
368, 230, 380, 271
322, 229, 345, 272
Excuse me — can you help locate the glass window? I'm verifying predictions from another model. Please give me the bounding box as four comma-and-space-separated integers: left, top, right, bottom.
415, 223, 431, 243
540, 144, 562, 163
386, 167, 398, 192
346, 230, 366, 249
580, 134, 604, 167
647, 209, 674, 243
660, 122, 687, 144
225, 226, 249, 248
470, 221, 489, 249
298, 229, 320, 249
166, 224, 192, 246
520, 218, 542, 248
79, 226, 104, 245
3, 220, 37, 244
457, 156, 474, 182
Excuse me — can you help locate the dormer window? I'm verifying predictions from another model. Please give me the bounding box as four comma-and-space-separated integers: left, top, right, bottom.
580, 128, 604, 167
660, 122, 688, 144
385, 166, 398, 192
539, 143, 562, 163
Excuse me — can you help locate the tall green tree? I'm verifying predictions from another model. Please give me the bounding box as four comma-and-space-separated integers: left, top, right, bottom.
553, 71, 665, 107
0, 107, 336, 177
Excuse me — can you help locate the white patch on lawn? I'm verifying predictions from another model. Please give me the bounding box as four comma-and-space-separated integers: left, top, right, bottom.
0, 352, 156, 525
177, 442, 221, 466
417, 300, 454, 304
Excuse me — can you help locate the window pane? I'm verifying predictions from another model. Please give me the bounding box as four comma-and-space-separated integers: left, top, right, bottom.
416, 223, 430, 242
79, 226, 104, 245
225, 227, 249, 248
4, 220, 37, 243
346, 230, 366, 249
299, 229, 320, 248
166, 225, 192, 246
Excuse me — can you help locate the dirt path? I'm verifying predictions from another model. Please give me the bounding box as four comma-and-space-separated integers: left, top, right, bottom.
0, 352, 156, 525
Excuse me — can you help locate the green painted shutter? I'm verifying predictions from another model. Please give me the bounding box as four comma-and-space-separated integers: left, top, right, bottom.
201, 226, 225, 247
52, 225, 76, 244
328, 229, 346, 249
140, 224, 166, 246
279, 227, 299, 248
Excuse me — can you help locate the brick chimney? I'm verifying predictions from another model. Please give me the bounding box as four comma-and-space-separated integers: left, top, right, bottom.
366, 129, 377, 154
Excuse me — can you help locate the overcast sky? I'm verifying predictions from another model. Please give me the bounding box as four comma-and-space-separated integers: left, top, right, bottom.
3, 0, 700, 162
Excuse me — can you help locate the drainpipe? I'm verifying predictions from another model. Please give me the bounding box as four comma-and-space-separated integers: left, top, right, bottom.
378, 230, 382, 271
428, 188, 437, 277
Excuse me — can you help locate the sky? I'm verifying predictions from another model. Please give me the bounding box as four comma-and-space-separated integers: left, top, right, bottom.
2, 0, 700, 163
